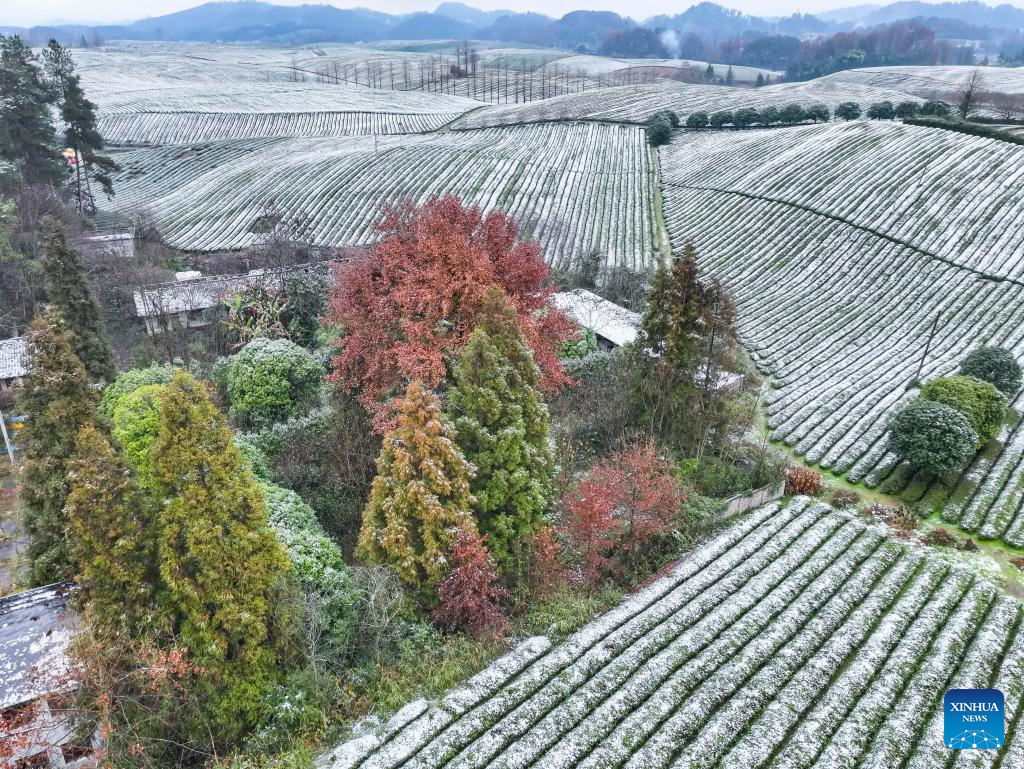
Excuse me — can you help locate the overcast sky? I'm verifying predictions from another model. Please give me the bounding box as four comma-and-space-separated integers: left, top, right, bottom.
2, 0, 971, 28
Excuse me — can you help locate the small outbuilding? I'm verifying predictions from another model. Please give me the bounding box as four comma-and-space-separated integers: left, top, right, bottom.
0, 337, 27, 395
551, 289, 641, 349
0, 582, 95, 768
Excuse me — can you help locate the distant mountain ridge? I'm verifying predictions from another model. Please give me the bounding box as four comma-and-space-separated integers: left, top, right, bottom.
5, 1, 1024, 49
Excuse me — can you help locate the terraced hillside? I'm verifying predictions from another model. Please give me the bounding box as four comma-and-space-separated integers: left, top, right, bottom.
660, 121, 1024, 545
321, 498, 1024, 769
96, 83, 479, 144
819, 65, 1024, 97
103, 122, 655, 267
450, 80, 919, 129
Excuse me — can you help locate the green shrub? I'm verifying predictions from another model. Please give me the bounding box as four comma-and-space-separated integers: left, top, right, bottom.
888, 399, 978, 476
920, 374, 1007, 445
262, 481, 361, 669
676, 493, 725, 529
244, 399, 378, 545
960, 346, 1022, 397
110, 383, 166, 490
709, 110, 733, 128
99, 364, 175, 420
676, 456, 750, 498
222, 337, 325, 428
245, 671, 331, 757
834, 102, 862, 120
560, 328, 599, 360
918, 99, 951, 116
895, 100, 919, 118
733, 107, 759, 128
867, 101, 895, 120
550, 348, 640, 467
779, 103, 805, 124
659, 109, 680, 128
758, 106, 780, 125
804, 104, 830, 123
646, 113, 673, 146
236, 436, 272, 480
903, 115, 1024, 146
685, 111, 709, 129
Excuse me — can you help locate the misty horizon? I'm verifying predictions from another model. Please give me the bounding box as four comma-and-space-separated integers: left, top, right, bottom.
8, 0, 1020, 31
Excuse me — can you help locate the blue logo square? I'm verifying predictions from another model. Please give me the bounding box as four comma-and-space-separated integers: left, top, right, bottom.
944, 689, 1004, 749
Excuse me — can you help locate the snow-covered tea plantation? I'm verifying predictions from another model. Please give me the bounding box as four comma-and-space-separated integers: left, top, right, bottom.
660, 120, 1024, 546
449, 80, 918, 129
106, 122, 655, 267
85, 43, 1024, 545
321, 498, 1024, 769
96, 83, 479, 144
818, 65, 1024, 97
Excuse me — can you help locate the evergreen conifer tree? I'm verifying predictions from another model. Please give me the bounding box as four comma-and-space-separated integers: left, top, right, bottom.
43, 40, 118, 211
65, 423, 155, 632
641, 243, 707, 373
357, 380, 477, 592
0, 35, 62, 185
476, 285, 555, 454
637, 243, 712, 445
448, 327, 552, 573
149, 370, 291, 748
18, 310, 98, 583
41, 216, 117, 381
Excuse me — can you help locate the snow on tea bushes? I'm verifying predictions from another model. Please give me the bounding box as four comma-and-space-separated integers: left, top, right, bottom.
449, 80, 918, 129
817, 65, 1024, 97
536, 54, 779, 83
103, 123, 655, 268
95, 84, 478, 144
99, 111, 464, 144
662, 120, 1024, 281
660, 121, 1024, 545
318, 498, 1024, 769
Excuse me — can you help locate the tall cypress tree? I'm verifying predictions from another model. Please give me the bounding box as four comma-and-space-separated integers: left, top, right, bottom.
448, 327, 551, 574
41, 216, 117, 382
640, 242, 707, 373
358, 380, 477, 593
43, 40, 117, 211
0, 35, 62, 186
476, 284, 555, 456
17, 310, 98, 584
149, 370, 291, 749
65, 422, 156, 633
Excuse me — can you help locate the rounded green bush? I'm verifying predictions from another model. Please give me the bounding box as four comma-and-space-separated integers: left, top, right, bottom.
100, 365, 176, 420
888, 399, 977, 476
834, 102, 862, 121
262, 482, 360, 667
646, 114, 673, 146
222, 337, 325, 428
959, 346, 1022, 397
919, 374, 1007, 446
685, 111, 709, 129
919, 99, 951, 116
111, 383, 167, 490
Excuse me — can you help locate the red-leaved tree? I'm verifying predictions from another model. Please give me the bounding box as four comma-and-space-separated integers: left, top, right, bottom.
560, 442, 684, 586
524, 525, 566, 599
327, 195, 575, 430
431, 530, 509, 639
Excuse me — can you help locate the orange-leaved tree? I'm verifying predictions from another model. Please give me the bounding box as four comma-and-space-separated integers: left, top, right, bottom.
357, 380, 478, 593
327, 195, 574, 430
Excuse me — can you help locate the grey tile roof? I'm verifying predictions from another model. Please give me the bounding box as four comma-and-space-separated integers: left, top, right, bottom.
0, 582, 76, 709
0, 337, 27, 382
